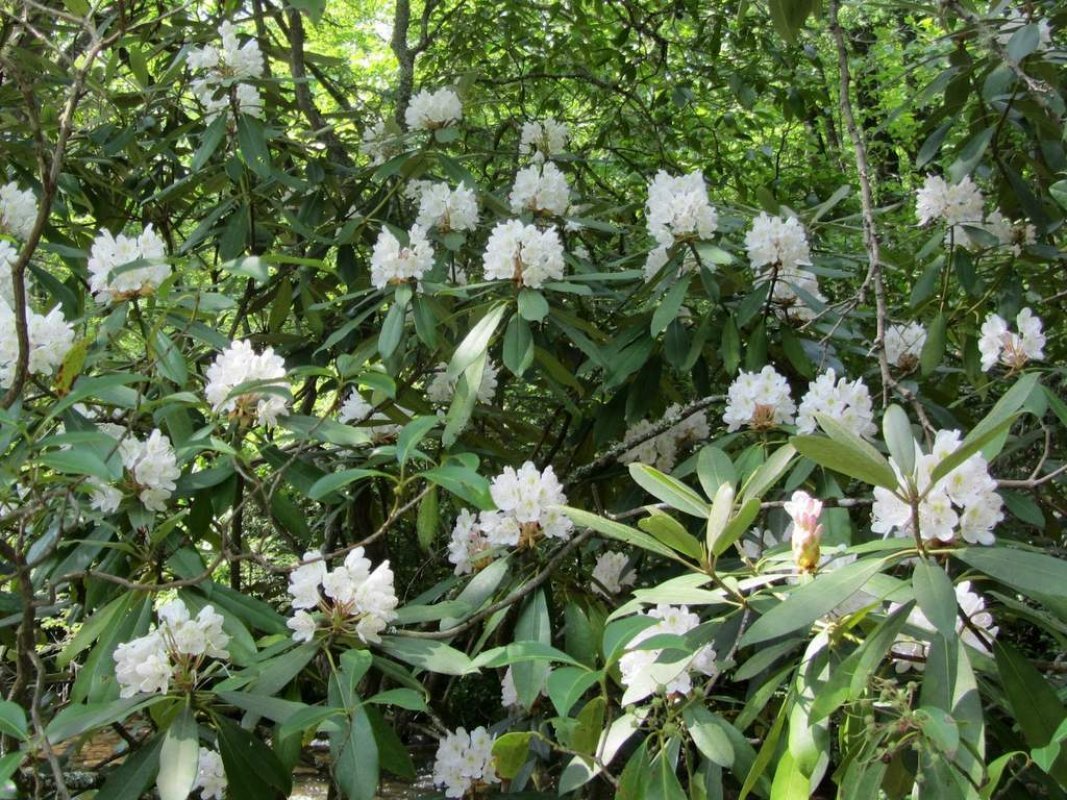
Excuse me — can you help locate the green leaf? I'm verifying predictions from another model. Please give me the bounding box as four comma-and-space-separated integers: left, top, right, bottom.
740, 556, 888, 647
152, 330, 187, 386
638, 509, 703, 561
191, 114, 228, 171
920, 313, 947, 377
517, 288, 550, 321
0, 700, 27, 741
791, 431, 897, 490
740, 444, 796, 501
882, 405, 915, 477
770, 749, 810, 800
546, 667, 600, 717
628, 463, 710, 518
648, 747, 686, 800
157, 706, 199, 800
493, 732, 534, 780
236, 115, 272, 178
954, 546, 1067, 600
650, 276, 691, 336
377, 636, 475, 675
41, 448, 118, 481
447, 303, 508, 380
502, 313, 534, 376
684, 706, 735, 767
416, 485, 439, 551
915, 706, 960, 758
995, 641, 1067, 757
307, 468, 386, 501
95, 734, 163, 800
912, 560, 956, 639
705, 482, 735, 556
217, 716, 292, 799
378, 299, 405, 359
562, 506, 683, 562
215, 692, 308, 724
365, 688, 428, 712
47, 697, 161, 744
513, 589, 551, 710
697, 446, 736, 499
333, 706, 379, 800
396, 415, 438, 466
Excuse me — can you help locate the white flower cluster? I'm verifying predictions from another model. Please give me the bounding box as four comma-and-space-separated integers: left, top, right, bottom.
745, 213, 825, 320
642, 245, 704, 283
509, 162, 571, 217
619, 604, 717, 702
286, 547, 398, 644
872, 428, 1003, 545
90, 428, 180, 514
87, 224, 169, 302
915, 175, 984, 231
432, 726, 498, 799
0, 302, 75, 387
187, 20, 265, 120
194, 748, 227, 800
745, 213, 811, 271
426, 359, 498, 405
204, 340, 289, 427
891, 581, 997, 672
447, 461, 572, 574
0, 241, 18, 308
337, 392, 408, 442
645, 170, 718, 247
722, 365, 796, 432
0, 182, 36, 240
978, 307, 1045, 372
620, 405, 710, 472
965, 208, 1037, 255
795, 369, 876, 439
592, 551, 636, 595
482, 220, 565, 288
370, 226, 435, 289
113, 599, 230, 698
520, 118, 569, 161
884, 322, 926, 370
360, 120, 403, 166
407, 181, 479, 233
405, 88, 462, 131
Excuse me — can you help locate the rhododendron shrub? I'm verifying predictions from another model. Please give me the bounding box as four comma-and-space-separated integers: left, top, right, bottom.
1, 2, 1065, 800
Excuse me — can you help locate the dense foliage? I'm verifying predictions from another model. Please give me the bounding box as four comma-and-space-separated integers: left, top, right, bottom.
0, 0, 1065, 798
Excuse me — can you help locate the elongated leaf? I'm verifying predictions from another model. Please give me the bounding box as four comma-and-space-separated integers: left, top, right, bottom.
628, 463, 709, 518
217, 716, 291, 799
740, 444, 796, 501
741, 557, 888, 647
882, 405, 915, 477
562, 506, 683, 562
95, 734, 163, 800
334, 706, 378, 800
396, 415, 437, 466
0, 701, 27, 741
638, 509, 703, 561
913, 560, 956, 639
954, 547, 1067, 600
157, 706, 199, 800
377, 636, 474, 675
307, 468, 386, 500
447, 303, 508, 380
791, 434, 897, 490
513, 589, 551, 710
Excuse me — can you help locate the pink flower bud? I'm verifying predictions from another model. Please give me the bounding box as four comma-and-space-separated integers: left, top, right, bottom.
785, 490, 823, 572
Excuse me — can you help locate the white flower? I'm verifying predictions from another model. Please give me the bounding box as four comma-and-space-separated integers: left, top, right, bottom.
520, 118, 569, 161
157, 599, 230, 660
193, 79, 264, 120
970, 209, 1036, 255
592, 551, 636, 595
745, 213, 811, 271
872, 428, 1003, 545
370, 225, 434, 289
405, 88, 462, 131
620, 405, 709, 472
891, 580, 998, 672
432, 726, 498, 799
114, 630, 171, 698
978, 307, 1045, 371
489, 461, 572, 540
0, 240, 19, 308
784, 491, 823, 572
194, 747, 228, 800
204, 340, 289, 427
361, 120, 402, 166
0, 302, 76, 387
915, 175, 984, 229
447, 509, 494, 575
90, 483, 123, 514
287, 609, 317, 643
722, 365, 796, 432
337, 392, 406, 441
509, 162, 571, 217
763, 266, 826, 322
426, 360, 498, 405
408, 181, 479, 232
645, 170, 718, 247
0, 182, 36, 240
87, 224, 170, 302
482, 220, 565, 288
188, 20, 264, 80
618, 604, 717, 703
884, 322, 926, 370
318, 547, 398, 644
795, 369, 876, 439
289, 551, 328, 609
102, 428, 181, 512
501, 666, 519, 707
642, 245, 705, 283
